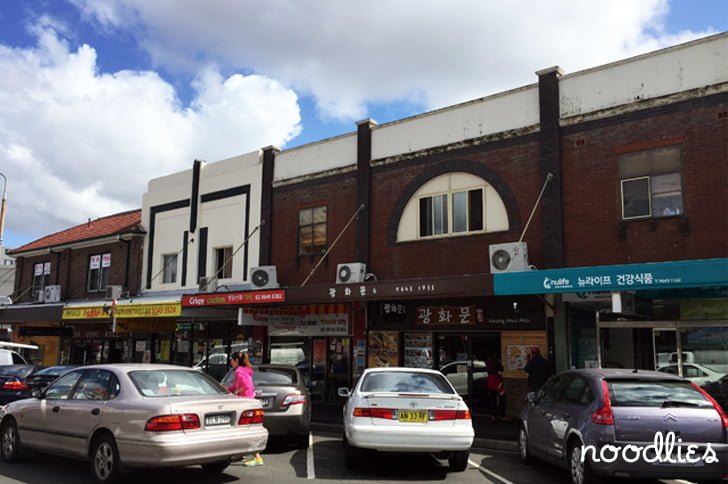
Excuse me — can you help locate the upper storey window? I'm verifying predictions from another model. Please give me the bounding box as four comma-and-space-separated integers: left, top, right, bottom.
619, 145, 683, 220
298, 206, 327, 255
398, 173, 508, 242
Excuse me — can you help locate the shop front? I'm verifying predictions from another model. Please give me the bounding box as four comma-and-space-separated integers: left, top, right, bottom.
494, 258, 728, 398
0, 303, 65, 365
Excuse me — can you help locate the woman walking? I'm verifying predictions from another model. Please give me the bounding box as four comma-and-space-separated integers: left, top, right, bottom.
228, 352, 264, 466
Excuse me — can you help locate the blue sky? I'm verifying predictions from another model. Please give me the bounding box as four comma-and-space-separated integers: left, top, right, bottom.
0, 0, 725, 249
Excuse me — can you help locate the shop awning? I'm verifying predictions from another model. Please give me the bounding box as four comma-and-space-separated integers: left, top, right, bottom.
62, 296, 182, 320
493, 258, 728, 296
0, 303, 64, 323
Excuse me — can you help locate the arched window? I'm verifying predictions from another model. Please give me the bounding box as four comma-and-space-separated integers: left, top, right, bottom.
396, 172, 508, 242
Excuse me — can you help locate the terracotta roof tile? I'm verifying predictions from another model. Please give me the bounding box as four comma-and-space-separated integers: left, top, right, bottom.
9, 209, 144, 254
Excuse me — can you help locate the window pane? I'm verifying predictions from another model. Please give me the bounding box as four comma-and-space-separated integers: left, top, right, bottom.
433, 194, 447, 235
469, 189, 484, 231
622, 178, 650, 218
88, 268, 100, 291
313, 206, 327, 223
299, 208, 312, 225
419, 197, 433, 237
162, 255, 177, 283
452, 191, 467, 233
312, 223, 326, 249
215, 247, 233, 279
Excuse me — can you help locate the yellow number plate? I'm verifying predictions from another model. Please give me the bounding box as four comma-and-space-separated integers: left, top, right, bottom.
398, 410, 428, 423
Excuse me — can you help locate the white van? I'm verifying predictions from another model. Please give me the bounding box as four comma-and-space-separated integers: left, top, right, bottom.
0, 349, 28, 365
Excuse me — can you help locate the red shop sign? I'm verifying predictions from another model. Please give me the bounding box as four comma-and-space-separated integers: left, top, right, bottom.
182, 290, 286, 307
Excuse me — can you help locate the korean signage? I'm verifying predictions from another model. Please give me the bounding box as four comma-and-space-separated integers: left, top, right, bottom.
182, 290, 285, 307
494, 258, 728, 295
62, 302, 181, 320
416, 306, 478, 325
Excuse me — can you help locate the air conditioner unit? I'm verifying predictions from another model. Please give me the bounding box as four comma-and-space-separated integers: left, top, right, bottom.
44, 285, 62, 303
105, 285, 123, 299
336, 263, 367, 284
249, 266, 278, 289
0, 296, 12, 305
198, 276, 218, 293
489, 242, 529, 273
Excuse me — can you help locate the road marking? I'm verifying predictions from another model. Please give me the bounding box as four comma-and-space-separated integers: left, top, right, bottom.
307, 432, 315, 479
469, 459, 514, 484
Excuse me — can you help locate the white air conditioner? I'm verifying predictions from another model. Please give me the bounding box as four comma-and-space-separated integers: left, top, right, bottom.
44, 285, 62, 303
489, 242, 529, 273
198, 276, 218, 293
105, 285, 122, 299
249, 266, 278, 289
0, 296, 12, 305
336, 263, 367, 284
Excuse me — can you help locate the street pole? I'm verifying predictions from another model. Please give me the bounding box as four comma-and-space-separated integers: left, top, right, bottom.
0, 172, 7, 245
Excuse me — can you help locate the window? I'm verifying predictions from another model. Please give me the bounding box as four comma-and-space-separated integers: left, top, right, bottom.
559, 377, 592, 405
619, 145, 683, 219
419, 188, 484, 237
298, 206, 327, 255
32, 262, 51, 297
214, 246, 233, 279
537, 375, 563, 403
162, 254, 177, 284
87, 253, 111, 291
45, 371, 83, 400
72, 370, 118, 401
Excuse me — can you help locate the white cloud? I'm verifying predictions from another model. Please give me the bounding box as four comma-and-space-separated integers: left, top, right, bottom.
0, 20, 301, 243
70, 0, 716, 120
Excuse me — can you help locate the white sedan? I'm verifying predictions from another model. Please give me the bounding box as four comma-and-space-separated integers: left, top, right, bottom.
338, 367, 474, 472
0, 364, 268, 483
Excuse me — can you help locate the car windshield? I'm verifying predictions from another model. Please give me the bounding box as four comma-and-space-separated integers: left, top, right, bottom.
129, 370, 227, 397
33, 366, 73, 376
360, 371, 455, 394
254, 367, 297, 385
607, 379, 712, 407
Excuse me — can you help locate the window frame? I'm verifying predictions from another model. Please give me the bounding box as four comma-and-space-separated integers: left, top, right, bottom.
161, 253, 178, 284
32, 262, 51, 297
418, 187, 485, 239
214, 246, 233, 280
297, 205, 328, 256
87, 253, 111, 292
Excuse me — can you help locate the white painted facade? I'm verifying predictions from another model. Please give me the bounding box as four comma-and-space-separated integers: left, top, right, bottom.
273, 133, 357, 183
141, 151, 263, 292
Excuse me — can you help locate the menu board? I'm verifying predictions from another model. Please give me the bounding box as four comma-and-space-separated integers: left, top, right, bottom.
368, 331, 399, 367
404, 333, 433, 369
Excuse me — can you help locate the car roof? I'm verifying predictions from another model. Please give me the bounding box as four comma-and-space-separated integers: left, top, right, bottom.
74, 363, 195, 372
564, 368, 685, 381
361, 366, 444, 376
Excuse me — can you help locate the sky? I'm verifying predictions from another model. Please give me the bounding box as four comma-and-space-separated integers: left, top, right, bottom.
0, 0, 725, 250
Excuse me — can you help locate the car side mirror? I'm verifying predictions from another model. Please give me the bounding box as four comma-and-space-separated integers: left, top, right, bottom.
337, 387, 350, 398
31, 388, 43, 399
525, 392, 536, 404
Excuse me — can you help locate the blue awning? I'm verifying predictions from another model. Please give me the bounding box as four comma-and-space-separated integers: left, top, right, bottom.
493, 258, 728, 296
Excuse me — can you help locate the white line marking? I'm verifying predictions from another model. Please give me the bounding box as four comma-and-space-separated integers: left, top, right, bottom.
306, 432, 315, 479
469, 459, 514, 484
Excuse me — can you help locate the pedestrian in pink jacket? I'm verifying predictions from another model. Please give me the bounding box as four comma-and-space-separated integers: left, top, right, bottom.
228, 352, 263, 466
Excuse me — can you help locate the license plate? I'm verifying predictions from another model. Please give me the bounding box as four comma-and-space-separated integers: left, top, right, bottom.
398, 410, 428, 423
205, 413, 232, 426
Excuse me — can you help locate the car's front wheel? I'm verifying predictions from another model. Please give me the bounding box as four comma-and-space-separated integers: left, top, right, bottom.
518, 425, 532, 464
568, 440, 599, 484
0, 419, 23, 463
448, 450, 469, 472
91, 434, 120, 484
201, 461, 230, 473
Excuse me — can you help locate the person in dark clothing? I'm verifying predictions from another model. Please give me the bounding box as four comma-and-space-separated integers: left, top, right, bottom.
523, 346, 551, 393
485, 356, 508, 420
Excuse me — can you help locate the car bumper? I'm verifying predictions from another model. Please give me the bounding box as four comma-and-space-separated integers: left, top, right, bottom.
117, 425, 269, 467
587, 442, 728, 481
264, 412, 310, 436
346, 422, 474, 452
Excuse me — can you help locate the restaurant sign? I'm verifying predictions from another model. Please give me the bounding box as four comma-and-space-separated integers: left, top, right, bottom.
182, 290, 285, 307
416, 306, 479, 325
62, 302, 181, 320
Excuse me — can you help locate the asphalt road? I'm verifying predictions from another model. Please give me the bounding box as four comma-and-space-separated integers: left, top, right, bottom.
0, 431, 699, 484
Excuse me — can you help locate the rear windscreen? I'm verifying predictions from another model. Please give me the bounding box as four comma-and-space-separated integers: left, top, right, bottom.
254, 368, 297, 385
360, 372, 455, 394
607, 380, 711, 407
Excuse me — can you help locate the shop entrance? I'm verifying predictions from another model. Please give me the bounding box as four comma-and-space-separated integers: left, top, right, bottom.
435, 333, 500, 412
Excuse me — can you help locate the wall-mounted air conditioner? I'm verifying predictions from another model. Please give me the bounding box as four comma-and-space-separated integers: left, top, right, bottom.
336, 263, 367, 284
249, 266, 278, 289
489, 242, 529, 273
0, 296, 12, 305
105, 285, 123, 299
44, 285, 62, 303
198, 276, 218, 293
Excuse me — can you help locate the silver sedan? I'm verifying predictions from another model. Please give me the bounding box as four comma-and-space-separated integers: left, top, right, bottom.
0, 364, 268, 483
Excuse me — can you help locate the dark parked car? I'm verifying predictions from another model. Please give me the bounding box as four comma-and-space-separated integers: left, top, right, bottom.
518, 369, 728, 484
223, 364, 311, 448
25, 365, 79, 392
0, 365, 43, 404
704, 373, 728, 412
